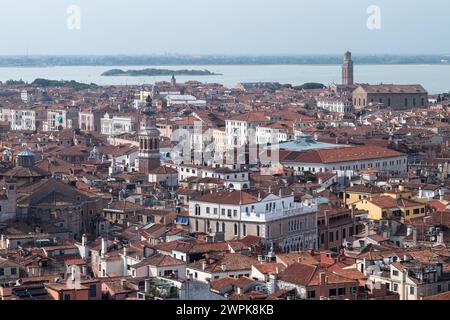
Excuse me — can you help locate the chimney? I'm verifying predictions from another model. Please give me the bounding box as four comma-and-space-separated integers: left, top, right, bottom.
406, 225, 413, 237
81, 234, 87, 247
319, 272, 327, 286
101, 238, 107, 257
202, 261, 207, 271
412, 228, 417, 245
221, 264, 227, 272
71, 266, 76, 282
268, 274, 277, 295
123, 246, 127, 256
144, 279, 151, 293
439, 189, 444, 201
365, 223, 370, 236
437, 232, 444, 245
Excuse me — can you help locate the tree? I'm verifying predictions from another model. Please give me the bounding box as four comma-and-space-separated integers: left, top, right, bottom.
294, 82, 326, 90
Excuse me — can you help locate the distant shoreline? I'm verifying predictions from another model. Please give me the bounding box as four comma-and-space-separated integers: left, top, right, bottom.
0, 54, 448, 67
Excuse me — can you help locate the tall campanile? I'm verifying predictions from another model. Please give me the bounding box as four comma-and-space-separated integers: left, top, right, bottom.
138, 115, 160, 175
342, 51, 354, 86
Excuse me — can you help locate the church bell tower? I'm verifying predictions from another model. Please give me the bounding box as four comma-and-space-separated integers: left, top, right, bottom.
138, 116, 160, 175
342, 51, 354, 86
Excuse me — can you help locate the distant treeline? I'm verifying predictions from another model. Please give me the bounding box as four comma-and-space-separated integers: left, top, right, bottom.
0, 54, 448, 67
101, 68, 220, 76
31, 78, 97, 90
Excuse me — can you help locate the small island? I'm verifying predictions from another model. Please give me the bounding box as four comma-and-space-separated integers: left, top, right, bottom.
101, 68, 221, 77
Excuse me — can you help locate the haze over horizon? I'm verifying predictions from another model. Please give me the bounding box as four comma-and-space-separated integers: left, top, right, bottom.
0, 0, 449, 56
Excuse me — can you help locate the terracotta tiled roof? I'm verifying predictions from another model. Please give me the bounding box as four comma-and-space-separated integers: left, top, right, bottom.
280, 145, 404, 164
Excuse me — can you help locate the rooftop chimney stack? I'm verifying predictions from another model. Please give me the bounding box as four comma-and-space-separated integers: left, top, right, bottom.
144, 279, 151, 293
101, 238, 107, 257
82, 234, 87, 247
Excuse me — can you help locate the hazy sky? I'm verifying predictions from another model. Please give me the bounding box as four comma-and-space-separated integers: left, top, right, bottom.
0, 0, 449, 55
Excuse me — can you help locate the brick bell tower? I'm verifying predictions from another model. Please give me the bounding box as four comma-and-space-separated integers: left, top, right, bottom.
342, 51, 354, 86
138, 115, 160, 175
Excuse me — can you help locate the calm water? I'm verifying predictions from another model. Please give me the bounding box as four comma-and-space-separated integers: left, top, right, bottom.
1, 64, 449, 93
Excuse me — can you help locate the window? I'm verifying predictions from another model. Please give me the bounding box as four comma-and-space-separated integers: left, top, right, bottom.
393, 270, 399, 276
233, 210, 237, 217
11, 268, 17, 275
256, 225, 260, 237
307, 290, 316, 299
338, 288, 346, 296
329, 232, 334, 242
234, 224, 238, 236
214, 208, 218, 215
221, 209, 225, 216
393, 283, 398, 292
329, 288, 337, 296
243, 224, 247, 236
409, 286, 415, 295
206, 207, 210, 214
227, 209, 232, 217
350, 286, 357, 294
64, 294, 71, 300
89, 285, 97, 298
0, 268, 4, 276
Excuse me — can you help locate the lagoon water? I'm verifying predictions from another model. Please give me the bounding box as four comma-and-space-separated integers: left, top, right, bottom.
1, 64, 449, 93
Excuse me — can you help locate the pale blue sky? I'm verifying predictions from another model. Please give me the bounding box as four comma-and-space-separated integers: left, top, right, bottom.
0, 0, 449, 55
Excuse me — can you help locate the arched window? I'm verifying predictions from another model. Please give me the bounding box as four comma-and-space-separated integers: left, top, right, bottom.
243, 224, 247, 237
216, 222, 219, 232
149, 139, 153, 150
234, 223, 238, 236
256, 225, 260, 237
222, 222, 226, 233
144, 139, 148, 150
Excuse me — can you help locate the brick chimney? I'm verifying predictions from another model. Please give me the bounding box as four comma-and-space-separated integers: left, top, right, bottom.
319, 272, 328, 286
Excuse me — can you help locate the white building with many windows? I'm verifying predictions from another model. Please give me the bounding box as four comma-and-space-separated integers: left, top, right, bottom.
189, 189, 317, 252
0, 107, 37, 131
316, 97, 354, 113
101, 113, 137, 136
